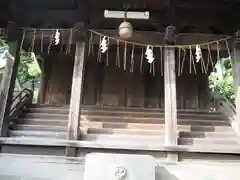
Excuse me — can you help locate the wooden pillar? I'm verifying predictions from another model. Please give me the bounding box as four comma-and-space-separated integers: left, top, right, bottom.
164, 26, 178, 161
164, 47, 177, 145
233, 34, 240, 132
65, 23, 87, 156
0, 22, 21, 136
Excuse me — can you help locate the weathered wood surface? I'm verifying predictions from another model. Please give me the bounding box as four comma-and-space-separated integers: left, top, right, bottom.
68, 42, 85, 140
66, 41, 85, 156
41, 52, 210, 109
44, 54, 73, 105
80, 53, 210, 109
2, 0, 240, 35
164, 47, 177, 146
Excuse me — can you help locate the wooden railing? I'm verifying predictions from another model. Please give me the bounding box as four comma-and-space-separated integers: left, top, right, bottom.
8, 88, 33, 129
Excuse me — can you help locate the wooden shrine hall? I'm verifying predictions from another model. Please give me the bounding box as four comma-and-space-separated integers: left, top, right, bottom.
0, 0, 240, 167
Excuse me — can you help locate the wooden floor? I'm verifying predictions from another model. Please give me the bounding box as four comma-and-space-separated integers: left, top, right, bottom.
1, 154, 240, 180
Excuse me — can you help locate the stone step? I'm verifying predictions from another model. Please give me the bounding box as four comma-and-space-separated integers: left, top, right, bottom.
179, 131, 237, 138
80, 115, 228, 126
28, 104, 221, 113
9, 130, 68, 139
82, 111, 223, 120
17, 118, 68, 126
80, 105, 219, 115
178, 125, 233, 132
14, 124, 68, 132
81, 121, 233, 132
29, 104, 69, 108
86, 127, 165, 136
15, 117, 232, 133
21, 110, 224, 121
20, 113, 68, 120
25, 107, 223, 119
81, 134, 166, 143
24, 107, 69, 114
179, 137, 239, 145
18, 114, 228, 126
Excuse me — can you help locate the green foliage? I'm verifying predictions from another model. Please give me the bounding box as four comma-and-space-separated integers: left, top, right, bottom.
18, 52, 41, 85
0, 38, 41, 86
209, 58, 235, 102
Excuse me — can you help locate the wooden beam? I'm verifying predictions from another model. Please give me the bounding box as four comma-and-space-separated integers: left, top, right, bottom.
0, 22, 21, 137
66, 23, 87, 156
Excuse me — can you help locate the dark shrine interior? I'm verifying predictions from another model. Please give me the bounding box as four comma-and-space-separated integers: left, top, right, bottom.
0, 0, 240, 35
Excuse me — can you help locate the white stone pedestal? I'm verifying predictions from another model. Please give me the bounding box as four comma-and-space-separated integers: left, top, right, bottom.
84, 153, 155, 180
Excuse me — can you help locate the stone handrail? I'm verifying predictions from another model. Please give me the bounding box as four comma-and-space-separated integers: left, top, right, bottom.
10, 88, 33, 117
8, 88, 33, 131
218, 98, 238, 133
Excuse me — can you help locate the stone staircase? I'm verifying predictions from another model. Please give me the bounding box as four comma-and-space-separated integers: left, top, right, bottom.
8, 104, 239, 148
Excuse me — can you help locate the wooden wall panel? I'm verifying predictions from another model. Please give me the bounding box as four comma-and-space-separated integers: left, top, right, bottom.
100, 53, 124, 106
82, 55, 100, 105
44, 54, 73, 105
81, 52, 210, 109
42, 50, 210, 110
126, 54, 145, 107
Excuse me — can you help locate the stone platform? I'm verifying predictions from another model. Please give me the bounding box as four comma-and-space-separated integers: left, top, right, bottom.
0, 153, 240, 180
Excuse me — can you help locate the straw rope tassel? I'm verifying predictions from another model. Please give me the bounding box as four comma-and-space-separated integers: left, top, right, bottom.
207, 44, 214, 71
116, 40, 120, 68
225, 39, 231, 59
130, 45, 135, 73
124, 42, 127, 71
88, 32, 92, 56
178, 48, 181, 76
105, 37, 109, 66
60, 30, 65, 53
191, 48, 197, 75
180, 48, 186, 75
160, 47, 163, 76
48, 29, 54, 55
41, 29, 44, 52
189, 47, 192, 74
97, 36, 102, 63
153, 60, 156, 76
20, 30, 26, 51
140, 47, 144, 73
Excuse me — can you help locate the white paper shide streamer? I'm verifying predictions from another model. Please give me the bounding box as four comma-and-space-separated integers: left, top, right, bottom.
54, 29, 60, 45
145, 46, 154, 63
101, 36, 108, 53
195, 45, 202, 63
